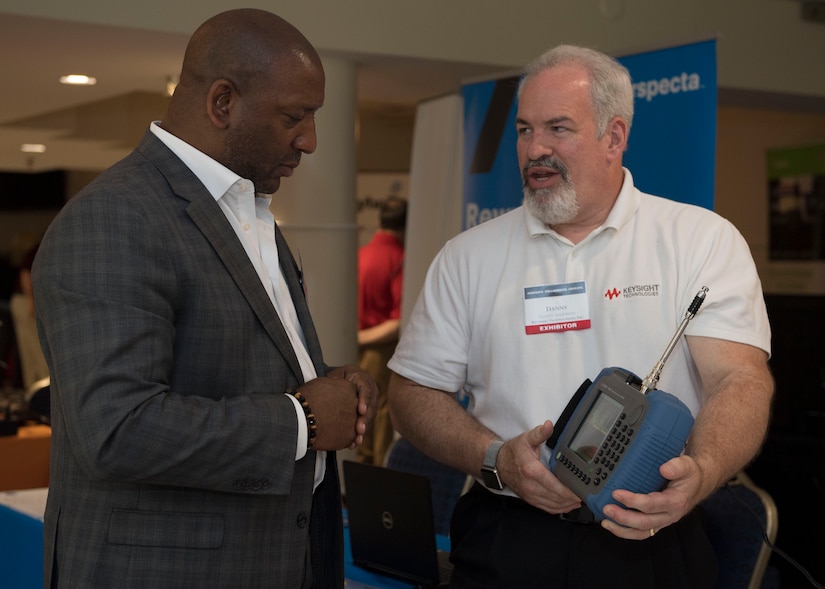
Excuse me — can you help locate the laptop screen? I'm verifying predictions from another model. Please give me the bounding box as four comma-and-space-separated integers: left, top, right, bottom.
343, 460, 450, 587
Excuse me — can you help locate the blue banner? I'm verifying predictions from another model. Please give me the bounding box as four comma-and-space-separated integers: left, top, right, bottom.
461, 40, 717, 229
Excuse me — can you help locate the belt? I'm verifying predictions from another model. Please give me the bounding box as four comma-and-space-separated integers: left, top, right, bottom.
472, 483, 595, 524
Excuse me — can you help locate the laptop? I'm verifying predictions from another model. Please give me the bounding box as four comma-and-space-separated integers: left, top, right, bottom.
343, 460, 453, 588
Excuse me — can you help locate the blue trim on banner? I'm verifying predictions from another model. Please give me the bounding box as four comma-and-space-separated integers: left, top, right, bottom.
619, 40, 717, 210
462, 77, 521, 229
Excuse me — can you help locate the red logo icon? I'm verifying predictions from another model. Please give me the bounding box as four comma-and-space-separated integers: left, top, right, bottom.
604, 288, 621, 300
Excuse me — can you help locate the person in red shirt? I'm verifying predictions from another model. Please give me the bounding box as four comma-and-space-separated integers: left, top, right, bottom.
357, 196, 407, 465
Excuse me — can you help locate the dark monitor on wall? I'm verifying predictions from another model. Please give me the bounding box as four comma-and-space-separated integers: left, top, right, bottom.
763, 293, 825, 436
0, 170, 66, 210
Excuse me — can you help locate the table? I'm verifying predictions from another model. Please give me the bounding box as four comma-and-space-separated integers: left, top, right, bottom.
0, 487, 47, 589
0, 425, 51, 491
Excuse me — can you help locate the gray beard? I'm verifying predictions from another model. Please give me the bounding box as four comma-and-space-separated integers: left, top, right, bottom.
523, 182, 579, 226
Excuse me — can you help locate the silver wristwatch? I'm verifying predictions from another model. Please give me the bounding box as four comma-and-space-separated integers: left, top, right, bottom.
481, 440, 505, 490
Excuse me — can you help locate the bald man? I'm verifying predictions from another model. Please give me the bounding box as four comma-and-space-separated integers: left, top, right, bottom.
32, 9, 376, 588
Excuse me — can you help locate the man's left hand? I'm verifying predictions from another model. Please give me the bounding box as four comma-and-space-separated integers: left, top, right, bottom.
326, 365, 378, 448
599, 454, 703, 540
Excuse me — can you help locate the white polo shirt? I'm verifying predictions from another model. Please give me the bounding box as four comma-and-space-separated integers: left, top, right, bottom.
389, 169, 770, 468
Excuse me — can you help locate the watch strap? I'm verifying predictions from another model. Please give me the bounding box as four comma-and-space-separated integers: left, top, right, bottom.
481, 440, 505, 490
483, 440, 505, 470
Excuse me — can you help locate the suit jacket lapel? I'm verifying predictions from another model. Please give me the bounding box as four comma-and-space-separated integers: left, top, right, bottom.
275, 225, 327, 377
137, 131, 305, 383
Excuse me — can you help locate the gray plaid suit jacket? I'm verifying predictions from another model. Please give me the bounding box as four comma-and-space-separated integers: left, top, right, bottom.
32, 131, 344, 588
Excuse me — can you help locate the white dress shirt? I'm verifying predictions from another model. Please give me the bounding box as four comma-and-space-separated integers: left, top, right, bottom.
149, 122, 324, 485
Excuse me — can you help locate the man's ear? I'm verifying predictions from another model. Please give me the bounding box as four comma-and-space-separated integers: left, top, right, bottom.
206, 80, 235, 129
606, 116, 628, 159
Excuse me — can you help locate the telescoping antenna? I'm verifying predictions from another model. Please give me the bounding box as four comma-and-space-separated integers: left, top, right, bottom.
639, 286, 709, 395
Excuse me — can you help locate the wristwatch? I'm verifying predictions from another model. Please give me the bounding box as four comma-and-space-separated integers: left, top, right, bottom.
481, 440, 505, 490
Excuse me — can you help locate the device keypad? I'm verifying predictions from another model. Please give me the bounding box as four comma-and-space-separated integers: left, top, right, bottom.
558, 412, 636, 488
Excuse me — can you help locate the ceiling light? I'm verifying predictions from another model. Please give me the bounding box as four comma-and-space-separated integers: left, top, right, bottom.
21, 143, 47, 153
59, 74, 97, 86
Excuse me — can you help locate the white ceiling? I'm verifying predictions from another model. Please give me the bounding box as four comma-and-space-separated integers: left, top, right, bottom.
0, 12, 505, 174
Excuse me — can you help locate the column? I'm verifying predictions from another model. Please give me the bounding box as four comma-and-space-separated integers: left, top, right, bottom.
271, 56, 359, 368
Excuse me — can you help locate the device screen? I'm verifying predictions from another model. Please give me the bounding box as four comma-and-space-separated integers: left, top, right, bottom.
570, 392, 624, 462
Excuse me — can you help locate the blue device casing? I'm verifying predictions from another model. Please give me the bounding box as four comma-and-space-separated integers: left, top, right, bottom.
548, 367, 694, 521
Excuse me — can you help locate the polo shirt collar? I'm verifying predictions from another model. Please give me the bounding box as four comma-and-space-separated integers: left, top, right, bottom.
370, 231, 403, 246
602, 168, 640, 231
524, 167, 639, 240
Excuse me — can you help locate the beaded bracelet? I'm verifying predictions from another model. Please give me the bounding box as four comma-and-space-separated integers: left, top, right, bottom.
288, 389, 317, 449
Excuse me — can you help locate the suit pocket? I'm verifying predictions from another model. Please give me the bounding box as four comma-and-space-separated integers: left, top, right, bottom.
108, 509, 224, 549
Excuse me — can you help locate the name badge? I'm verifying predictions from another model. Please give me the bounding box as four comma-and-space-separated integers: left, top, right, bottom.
523, 281, 591, 334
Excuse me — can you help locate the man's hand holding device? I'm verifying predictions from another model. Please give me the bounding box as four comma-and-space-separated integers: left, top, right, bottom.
544, 287, 709, 537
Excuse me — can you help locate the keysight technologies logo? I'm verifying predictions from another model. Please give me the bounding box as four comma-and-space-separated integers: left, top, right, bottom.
604, 284, 660, 300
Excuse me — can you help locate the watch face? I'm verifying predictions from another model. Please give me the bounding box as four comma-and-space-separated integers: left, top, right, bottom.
482, 468, 503, 490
